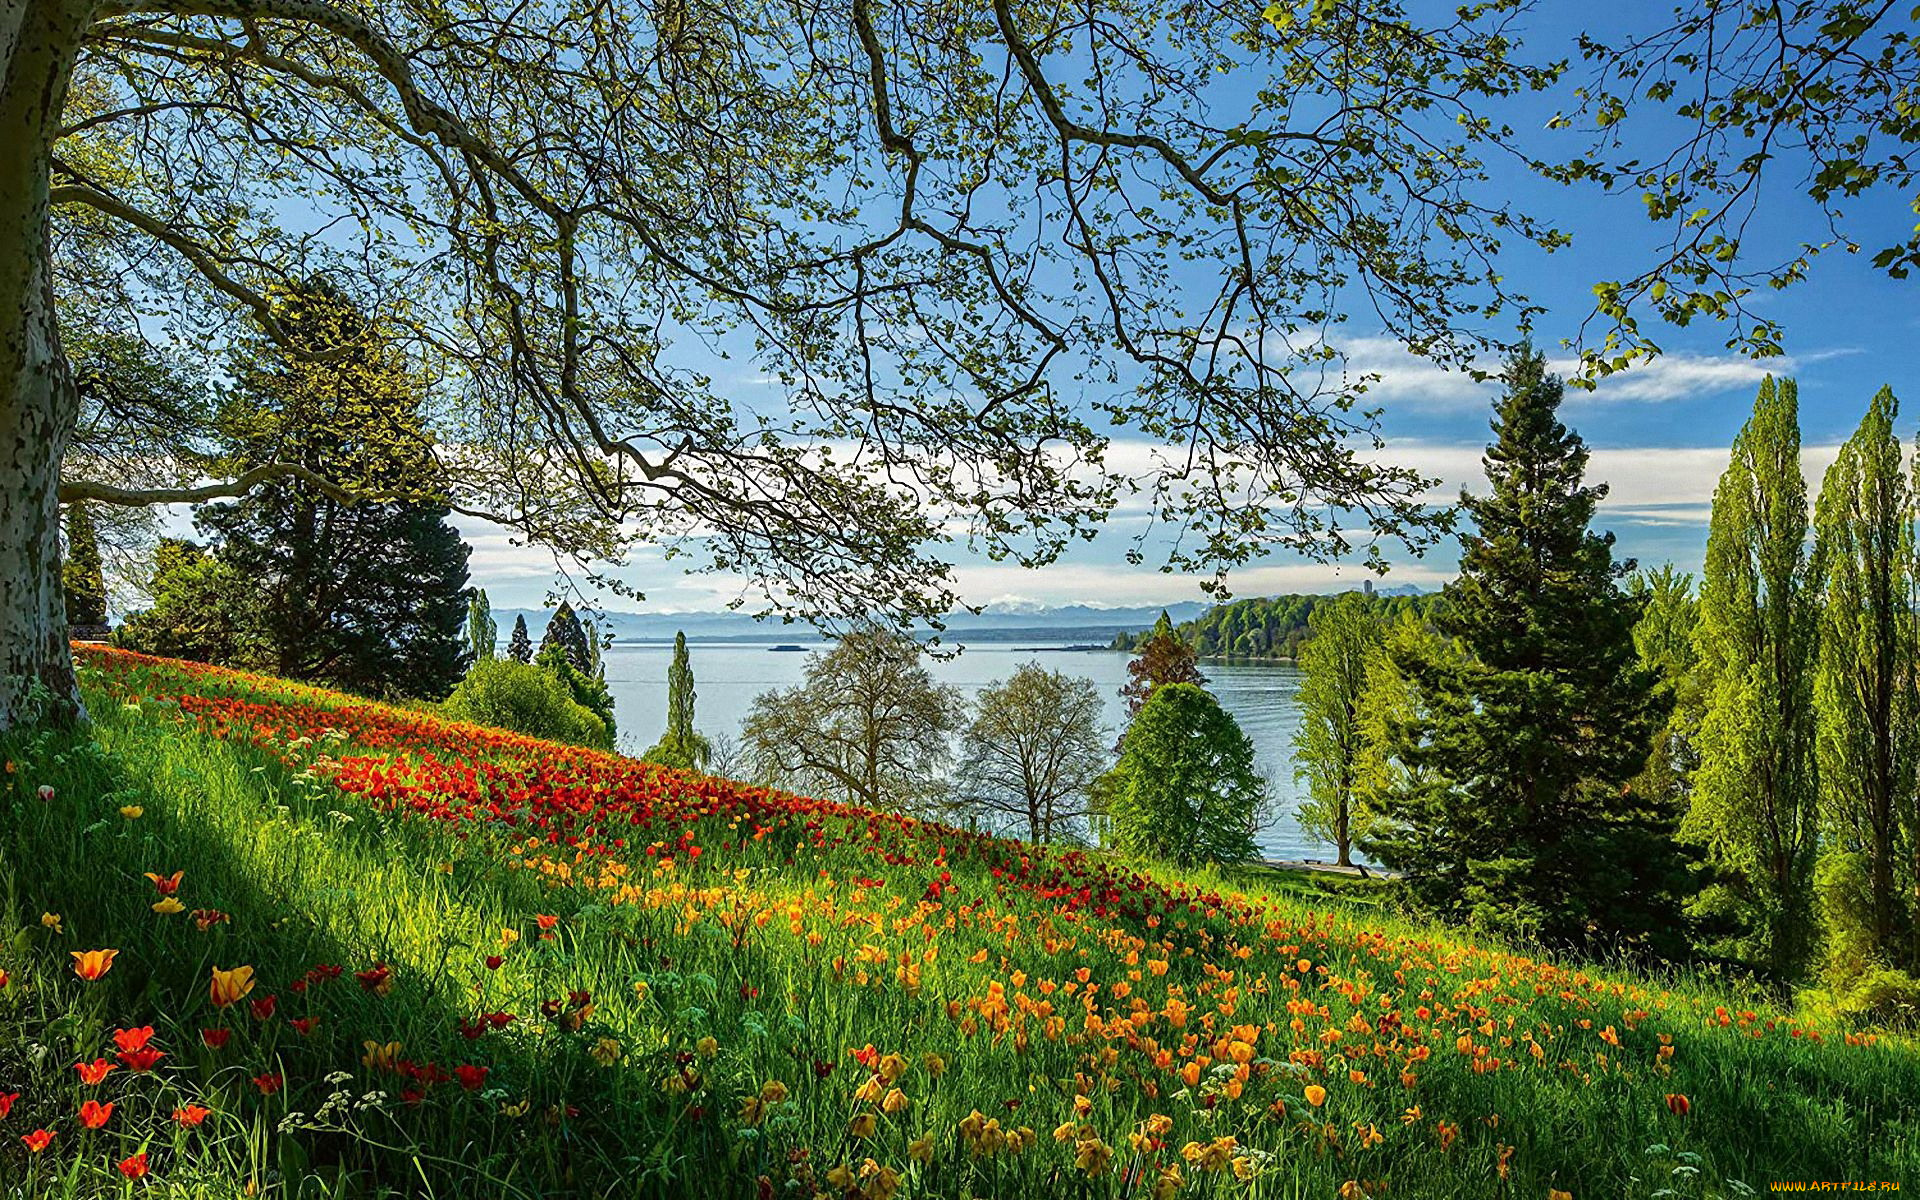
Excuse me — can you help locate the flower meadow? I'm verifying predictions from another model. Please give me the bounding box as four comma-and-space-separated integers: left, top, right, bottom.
0, 648, 1913, 1197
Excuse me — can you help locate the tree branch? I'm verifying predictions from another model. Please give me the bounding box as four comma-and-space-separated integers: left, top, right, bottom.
60, 462, 357, 506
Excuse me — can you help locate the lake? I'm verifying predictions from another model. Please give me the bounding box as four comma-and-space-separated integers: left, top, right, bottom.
600, 640, 1350, 863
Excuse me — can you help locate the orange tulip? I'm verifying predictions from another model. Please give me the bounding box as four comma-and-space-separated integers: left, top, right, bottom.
1664, 1093, 1690, 1116
1304, 1084, 1328, 1107
210, 964, 256, 1008
70, 948, 117, 980
21, 1128, 53, 1153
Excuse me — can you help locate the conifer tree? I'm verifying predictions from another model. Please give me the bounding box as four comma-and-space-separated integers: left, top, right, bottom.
1687, 377, 1821, 976
1811, 387, 1916, 968
507, 615, 533, 664
194, 281, 470, 700
60, 501, 108, 629
644, 632, 712, 772
1293, 592, 1384, 867
1366, 349, 1686, 955
537, 601, 592, 674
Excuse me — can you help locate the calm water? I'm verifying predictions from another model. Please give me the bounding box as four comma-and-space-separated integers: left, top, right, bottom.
600, 641, 1348, 863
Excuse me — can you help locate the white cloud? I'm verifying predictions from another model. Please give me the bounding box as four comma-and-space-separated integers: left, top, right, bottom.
1330, 335, 1798, 410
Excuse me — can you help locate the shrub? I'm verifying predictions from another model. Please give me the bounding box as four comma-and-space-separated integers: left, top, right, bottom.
441, 658, 610, 748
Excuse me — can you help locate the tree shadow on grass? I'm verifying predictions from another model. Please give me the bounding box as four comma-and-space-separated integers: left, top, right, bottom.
0, 702, 783, 1198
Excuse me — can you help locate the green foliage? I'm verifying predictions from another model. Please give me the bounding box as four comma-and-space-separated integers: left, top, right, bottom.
643, 632, 710, 772
1291, 592, 1385, 867
1365, 349, 1688, 956
742, 629, 961, 814
1627, 565, 1704, 818
466, 589, 498, 663
506, 614, 533, 664
1100, 683, 1265, 868
534, 642, 617, 743
113, 540, 270, 668
1687, 377, 1821, 976
59, 501, 107, 628
1113, 593, 1429, 661
1811, 387, 1918, 979
537, 601, 593, 675
442, 657, 610, 749
1118, 611, 1207, 720
1814, 851, 1920, 1028
1351, 608, 1453, 817
193, 282, 472, 701
952, 662, 1107, 843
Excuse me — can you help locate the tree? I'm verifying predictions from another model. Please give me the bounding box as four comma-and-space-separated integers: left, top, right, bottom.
1099, 683, 1264, 868
742, 630, 961, 815
643, 632, 711, 773
583, 619, 604, 682
1628, 565, 1705, 819
534, 642, 617, 744
1120, 612, 1208, 721
506, 616, 533, 665
1687, 378, 1822, 976
7, 0, 1579, 729
193, 283, 471, 700
1292, 592, 1385, 867
60, 501, 106, 629
1812, 387, 1917, 971
113, 539, 267, 667
952, 663, 1107, 843
537, 603, 592, 676
443, 658, 610, 750
466, 590, 498, 663
1564, 5, 1920, 371
1352, 609, 1443, 815
1365, 349, 1686, 956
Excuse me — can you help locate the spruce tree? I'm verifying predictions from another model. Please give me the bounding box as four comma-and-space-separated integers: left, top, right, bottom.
1811, 387, 1916, 970
644, 632, 712, 772
1366, 348, 1685, 955
1687, 377, 1820, 976
537, 601, 592, 674
60, 501, 108, 629
507, 615, 533, 663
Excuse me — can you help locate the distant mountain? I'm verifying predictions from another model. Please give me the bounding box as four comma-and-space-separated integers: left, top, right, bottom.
496, 600, 1213, 645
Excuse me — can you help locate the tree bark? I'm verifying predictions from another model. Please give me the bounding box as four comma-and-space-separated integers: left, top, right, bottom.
0, 0, 90, 729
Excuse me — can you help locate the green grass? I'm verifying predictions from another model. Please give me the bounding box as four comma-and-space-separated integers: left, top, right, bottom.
0, 649, 1913, 1197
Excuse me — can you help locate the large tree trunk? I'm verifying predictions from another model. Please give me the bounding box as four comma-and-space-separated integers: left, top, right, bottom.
0, 0, 89, 729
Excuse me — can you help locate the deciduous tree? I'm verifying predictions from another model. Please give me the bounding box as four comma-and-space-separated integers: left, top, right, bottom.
742, 630, 960, 815
1687, 378, 1821, 976
644, 632, 711, 773
1811, 387, 1917, 969
952, 663, 1106, 843
1292, 592, 1384, 867
4, 0, 1577, 727
1099, 682, 1264, 868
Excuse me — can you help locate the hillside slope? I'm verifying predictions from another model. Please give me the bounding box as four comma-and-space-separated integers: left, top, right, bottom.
0, 646, 1910, 1197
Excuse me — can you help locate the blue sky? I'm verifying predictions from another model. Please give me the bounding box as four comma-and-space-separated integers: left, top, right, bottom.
456, 4, 1920, 614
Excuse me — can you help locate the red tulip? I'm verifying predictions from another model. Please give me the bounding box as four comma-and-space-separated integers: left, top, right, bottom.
75, 1058, 116, 1085
79, 1099, 114, 1129
117, 1151, 150, 1179
201, 1028, 232, 1050
21, 1128, 53, 1153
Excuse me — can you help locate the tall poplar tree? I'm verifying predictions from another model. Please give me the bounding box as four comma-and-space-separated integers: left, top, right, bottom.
644, 632, 712, 773
466, 590, 498, 663
1811, 387, 1916, 967
1366, 349, 1685, 955
1687, 377, 1821, 976
1293, 592, 1385, 867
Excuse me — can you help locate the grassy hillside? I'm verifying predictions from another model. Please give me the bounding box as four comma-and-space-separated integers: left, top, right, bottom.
0, 647, 1911, 1197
